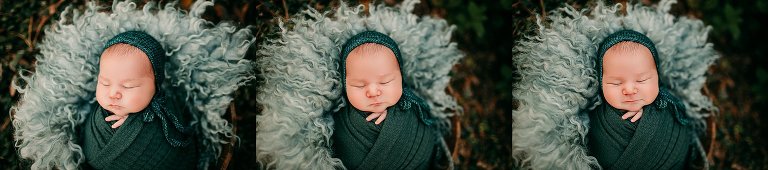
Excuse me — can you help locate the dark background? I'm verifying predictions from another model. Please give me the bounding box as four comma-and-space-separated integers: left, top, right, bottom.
1, 0, 766, 169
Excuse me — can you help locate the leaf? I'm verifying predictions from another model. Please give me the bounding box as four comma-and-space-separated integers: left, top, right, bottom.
467, 2, 487, 38
723, 3, 742, 40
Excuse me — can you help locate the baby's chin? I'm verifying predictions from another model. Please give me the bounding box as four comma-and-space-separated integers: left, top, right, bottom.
615, 105, 644, 112
359, 108, 386, 113
99, 105, 132, 116
356, 104, 392, 113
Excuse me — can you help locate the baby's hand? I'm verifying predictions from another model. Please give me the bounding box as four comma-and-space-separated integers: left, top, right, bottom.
365, 110, 388, 125
621, 108, 643, 122
105, 114, 129, 128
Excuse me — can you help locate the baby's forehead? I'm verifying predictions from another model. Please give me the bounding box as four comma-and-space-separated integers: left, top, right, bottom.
101, 43, 146, 56
602, 41, 659, 73
606, 41, 650, 53
346, 43, 398, 64
605, 42, 655, 62
350, 43, 392, 54
101, 43, 147, 59
345, 43, 401, 75
99, 44, 154, 75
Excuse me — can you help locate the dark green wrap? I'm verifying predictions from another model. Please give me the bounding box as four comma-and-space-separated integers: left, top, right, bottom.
332, 92, 443, 169
588, 30, 694, 169
331, 31, 449, 169
82, 106, 197, 169
81, 31, 197, 169
588, 88, 693, 169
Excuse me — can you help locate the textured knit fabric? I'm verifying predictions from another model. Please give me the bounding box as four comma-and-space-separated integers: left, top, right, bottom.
82, 106, 197, 170
11, 1, 254, 169
588, 88, 692, 169
332, 94, 438, 169
254, 0, 462, 169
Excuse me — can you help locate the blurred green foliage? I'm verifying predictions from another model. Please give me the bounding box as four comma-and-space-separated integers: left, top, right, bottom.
1, 1, 60, 168
682, 0, 768, 169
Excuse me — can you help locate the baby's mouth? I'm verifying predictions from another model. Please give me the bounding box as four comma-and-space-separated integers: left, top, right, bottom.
370, 102, 384, 106
623, 99, 642, 103
108, 104, 123, 109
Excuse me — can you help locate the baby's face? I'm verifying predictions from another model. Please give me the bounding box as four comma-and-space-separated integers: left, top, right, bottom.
601, 42, 659, 112
345, 43, 403, 113
96, 44, 156, 116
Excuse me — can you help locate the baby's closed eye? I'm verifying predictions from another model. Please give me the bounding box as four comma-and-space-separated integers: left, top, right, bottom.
122, 84, 140, 89
636, 77, 651, 83
99, 80, 111, 86
380, 79, 394, 85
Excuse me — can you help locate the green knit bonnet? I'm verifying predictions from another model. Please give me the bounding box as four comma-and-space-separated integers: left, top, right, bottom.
105, 31, 166, 85
339, 31, 432, 125
102, 31, 192, 147
595, 29, 687, 125
596, 29, 660, 89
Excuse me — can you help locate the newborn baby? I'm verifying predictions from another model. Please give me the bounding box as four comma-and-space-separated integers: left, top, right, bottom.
343, 42, 403, 125
599, 41, 658, 122
82, 31, 196, 169
331, 31, 446, 169
96, 43, 155, 128
588, 30, 694, 169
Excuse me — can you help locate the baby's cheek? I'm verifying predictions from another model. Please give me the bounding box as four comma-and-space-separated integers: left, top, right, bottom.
125, 89, 155, 113
602, 88, 622, 105
385, 85, 402, 102
345, 89, 367, 109
346, 88, 363, 99
640, 84, 659, 104
95, 87, 108, 107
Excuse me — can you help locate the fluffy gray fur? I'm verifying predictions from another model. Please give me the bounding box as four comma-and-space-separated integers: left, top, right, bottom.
512, 0, 718, 169
11, 1, 254, 169
254, 0, 463, 169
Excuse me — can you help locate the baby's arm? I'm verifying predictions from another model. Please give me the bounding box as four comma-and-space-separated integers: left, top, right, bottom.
105, 114, 129, 128
365, 110, 388, 125
621, 109, 643, 122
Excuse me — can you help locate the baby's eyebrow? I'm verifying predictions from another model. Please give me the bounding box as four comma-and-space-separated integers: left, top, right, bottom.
377, 72, 396, 77
630, 71, 655, 78
346, 78, 365, 83
98, 76, 109, 81
122, 78, 140, 83
603, 71, 654, 79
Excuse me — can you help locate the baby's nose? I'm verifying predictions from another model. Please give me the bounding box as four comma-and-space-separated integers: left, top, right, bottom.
622, 84, 638, 95
366, 85, 381, 97
109, 88, 122, 99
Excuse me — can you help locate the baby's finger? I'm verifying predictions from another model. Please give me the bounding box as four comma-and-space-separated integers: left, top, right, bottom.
366, 112, 381, 121
105, 115, 121, 122
630, 110, 643, 122
111, 118, 126, 129
621, 112, 636, 120
374, 111, 387, 125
